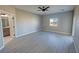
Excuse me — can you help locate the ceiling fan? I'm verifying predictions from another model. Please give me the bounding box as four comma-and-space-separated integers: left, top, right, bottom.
37, 6, 50, 12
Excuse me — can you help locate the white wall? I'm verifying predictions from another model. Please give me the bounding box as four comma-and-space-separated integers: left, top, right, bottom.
42, 11, 73, 35
15, 9, 42, 37
73, 6, 79, 52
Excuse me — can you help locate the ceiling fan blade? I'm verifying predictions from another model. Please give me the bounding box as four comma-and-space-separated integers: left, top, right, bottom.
45, 6, 50, 10
37, 6, 50, 12
38, 7, 42, 10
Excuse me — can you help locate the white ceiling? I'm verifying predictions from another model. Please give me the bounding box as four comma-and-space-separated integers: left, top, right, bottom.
15, 5, 75, 15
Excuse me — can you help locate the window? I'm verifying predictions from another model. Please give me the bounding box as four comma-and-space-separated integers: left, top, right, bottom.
2, 17, 9, 27
49, 18, 58, 26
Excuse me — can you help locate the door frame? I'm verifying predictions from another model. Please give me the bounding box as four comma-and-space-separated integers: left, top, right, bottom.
0, 10, 16, 49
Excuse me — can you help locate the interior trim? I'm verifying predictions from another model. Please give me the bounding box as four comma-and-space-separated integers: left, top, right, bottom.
43, 30, 71, 35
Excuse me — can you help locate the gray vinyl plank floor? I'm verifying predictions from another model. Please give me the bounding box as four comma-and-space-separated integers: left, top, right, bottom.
0, 31, 76, 53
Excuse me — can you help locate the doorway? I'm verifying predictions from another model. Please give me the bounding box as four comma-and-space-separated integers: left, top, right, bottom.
0, 12, 15, 45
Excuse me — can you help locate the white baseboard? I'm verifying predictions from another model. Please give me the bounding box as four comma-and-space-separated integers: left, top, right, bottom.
43, 30, 71, 35
54, 31, 71, 35
15, 30, 39, 38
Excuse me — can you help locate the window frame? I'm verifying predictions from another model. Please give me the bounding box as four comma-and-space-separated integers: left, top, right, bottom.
49, 18, 58, 27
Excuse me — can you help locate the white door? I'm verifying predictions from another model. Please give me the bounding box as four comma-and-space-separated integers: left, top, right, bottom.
0, 17, 4, 50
